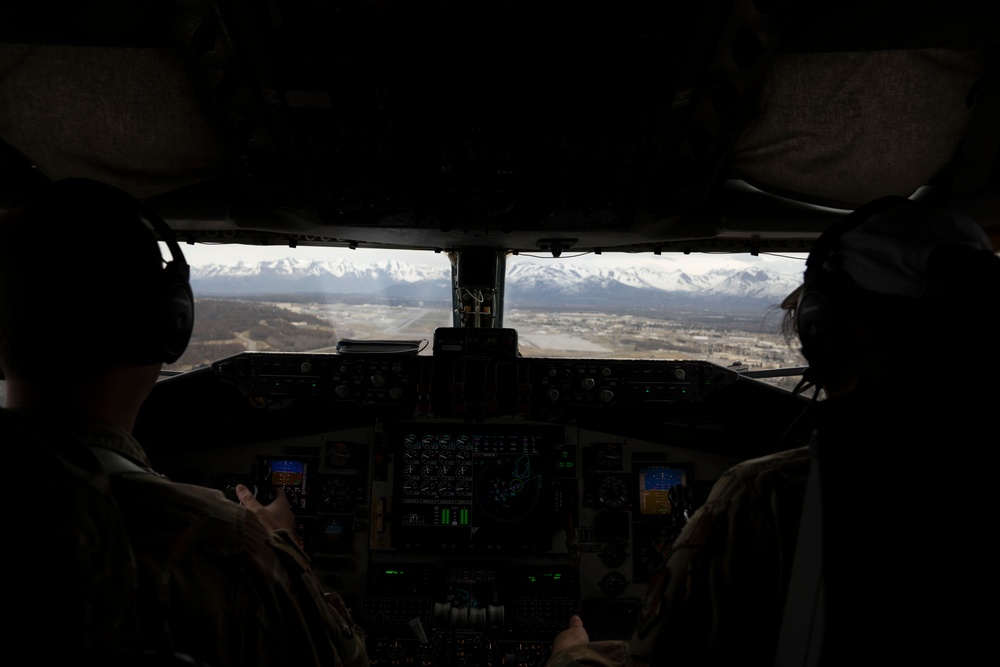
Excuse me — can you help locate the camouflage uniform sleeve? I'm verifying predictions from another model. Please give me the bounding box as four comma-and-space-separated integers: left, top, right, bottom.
627, 447, 810, 666
260, 526, 369, 667
541, 449, 807, 667
545, 639, 632, 667
96, 460, 369, 667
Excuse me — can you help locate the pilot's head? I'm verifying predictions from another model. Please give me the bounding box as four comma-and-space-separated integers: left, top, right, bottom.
0, 178, 193, 384
781, 195, 998, 396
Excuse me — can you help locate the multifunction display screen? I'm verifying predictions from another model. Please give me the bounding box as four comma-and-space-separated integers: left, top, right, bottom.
392, 424, 558, 552
637, 466, 687, 515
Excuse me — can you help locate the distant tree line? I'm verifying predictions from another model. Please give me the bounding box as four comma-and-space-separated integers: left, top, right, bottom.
166, 299, 337, 371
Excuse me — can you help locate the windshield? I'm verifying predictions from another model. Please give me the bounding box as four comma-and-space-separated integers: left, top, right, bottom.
503, 252, 803, 374
0, 244, 809, 406
175, 244, 806, 378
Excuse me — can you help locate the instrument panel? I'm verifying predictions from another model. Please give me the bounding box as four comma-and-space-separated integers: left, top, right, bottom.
209, 351, 741, 420
158, 421, 733, 665
141, 351, 808, 665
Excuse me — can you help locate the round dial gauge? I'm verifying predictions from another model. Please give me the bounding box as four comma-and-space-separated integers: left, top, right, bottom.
596, 443, 622, 470
321, 478, 353, 513
327, 442, 352, 467
600, 572, 628, 597
600, 543, 628, 568
598, 475, 629, 509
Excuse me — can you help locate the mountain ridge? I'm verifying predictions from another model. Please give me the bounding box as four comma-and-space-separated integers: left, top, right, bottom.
190, 259, 802, 313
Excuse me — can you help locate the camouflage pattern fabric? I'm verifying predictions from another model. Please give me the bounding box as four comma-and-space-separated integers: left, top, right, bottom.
79, 421, 370, 667
8, 406, 368, 667
5, 407, 139, 661
547, 446, 811, 667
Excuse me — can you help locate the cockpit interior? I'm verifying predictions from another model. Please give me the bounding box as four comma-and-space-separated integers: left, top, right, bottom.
1, 2, 997, 664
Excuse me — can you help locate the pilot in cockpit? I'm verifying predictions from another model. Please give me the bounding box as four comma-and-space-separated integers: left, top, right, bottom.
0, 178, 370, 667
546, 196, 1000, 666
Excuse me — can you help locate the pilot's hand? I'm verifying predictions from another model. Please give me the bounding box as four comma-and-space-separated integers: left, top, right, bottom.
550, 615, 590, 657
235, 483, 297, 535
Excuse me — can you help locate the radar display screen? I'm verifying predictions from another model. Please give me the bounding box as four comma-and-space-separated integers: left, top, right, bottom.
392, 424, 558, 552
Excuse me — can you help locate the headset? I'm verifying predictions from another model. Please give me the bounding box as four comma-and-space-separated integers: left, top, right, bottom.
795, 196, 907, 384
50, 178, 195, 365
796, 194, 992, 388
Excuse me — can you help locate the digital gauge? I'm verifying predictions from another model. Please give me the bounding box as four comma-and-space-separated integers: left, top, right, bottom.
474, 453, 541, 524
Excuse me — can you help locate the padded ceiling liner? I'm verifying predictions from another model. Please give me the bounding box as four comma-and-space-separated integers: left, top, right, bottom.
0, 1, 997, 251
0, 44, 227, 199
729, 49, 987, 209
2, 46, 987, 204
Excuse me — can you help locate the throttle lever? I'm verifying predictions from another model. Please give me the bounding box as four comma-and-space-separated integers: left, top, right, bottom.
248, 459, 274, 503
669, 483, 693, 527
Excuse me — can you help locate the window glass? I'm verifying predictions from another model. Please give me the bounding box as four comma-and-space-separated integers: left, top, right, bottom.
159, 244, 808, 393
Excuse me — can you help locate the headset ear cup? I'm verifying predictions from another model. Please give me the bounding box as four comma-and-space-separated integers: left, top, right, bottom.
42, 178, 195, 365
159, 264, 195, 364
797, 273, 870, 390
796, 195, 910, 388
796, 287, 834, 377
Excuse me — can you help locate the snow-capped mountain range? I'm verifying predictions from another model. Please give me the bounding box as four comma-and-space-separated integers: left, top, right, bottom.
191, 258, 802, 312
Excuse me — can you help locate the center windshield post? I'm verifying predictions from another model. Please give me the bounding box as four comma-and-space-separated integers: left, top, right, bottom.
451, 248, 508, 328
